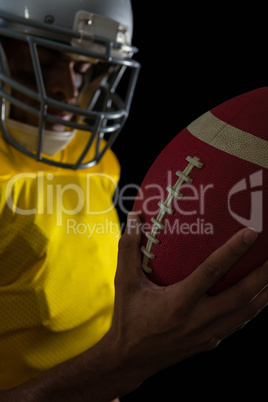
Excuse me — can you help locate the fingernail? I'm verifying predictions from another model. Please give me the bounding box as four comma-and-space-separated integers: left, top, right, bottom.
126, 212, 139, 234
243, 228, 258, 245
127, 212, 138, 225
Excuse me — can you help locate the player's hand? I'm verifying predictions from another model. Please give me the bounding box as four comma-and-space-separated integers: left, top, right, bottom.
2, 213, 267, 402
111, 213, 268, 383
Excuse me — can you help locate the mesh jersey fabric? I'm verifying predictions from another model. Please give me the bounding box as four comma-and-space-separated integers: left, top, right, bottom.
0, 130, 121, 389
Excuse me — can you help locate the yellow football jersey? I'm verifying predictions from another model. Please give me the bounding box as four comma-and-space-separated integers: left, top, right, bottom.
0, 131, 121, 388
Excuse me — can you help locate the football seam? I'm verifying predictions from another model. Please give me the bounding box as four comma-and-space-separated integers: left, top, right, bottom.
141, 155, 203, 273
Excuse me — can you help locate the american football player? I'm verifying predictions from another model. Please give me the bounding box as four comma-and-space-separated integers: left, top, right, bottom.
0, 1, 267, 401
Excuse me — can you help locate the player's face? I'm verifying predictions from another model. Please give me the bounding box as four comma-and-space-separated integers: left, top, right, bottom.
4, 39, 92, 132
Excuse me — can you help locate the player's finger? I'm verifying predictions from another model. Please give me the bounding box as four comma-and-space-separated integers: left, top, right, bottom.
181, 227, 258, 300
210, 259, 268, 317
206, 268, 268, 343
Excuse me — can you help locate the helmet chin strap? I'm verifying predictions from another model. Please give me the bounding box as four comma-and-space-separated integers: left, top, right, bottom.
5, 118, 76, 156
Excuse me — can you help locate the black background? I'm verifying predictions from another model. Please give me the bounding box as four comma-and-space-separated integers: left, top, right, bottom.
113, 4, 267, 401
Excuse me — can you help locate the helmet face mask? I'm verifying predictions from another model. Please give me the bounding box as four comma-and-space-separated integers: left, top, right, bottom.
0, 1, 140, 169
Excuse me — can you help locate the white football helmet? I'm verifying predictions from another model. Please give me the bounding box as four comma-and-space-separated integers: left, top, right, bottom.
0, 0, 140, 169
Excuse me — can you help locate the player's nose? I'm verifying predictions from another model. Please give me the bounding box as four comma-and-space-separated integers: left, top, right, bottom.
48, 61, 79, 103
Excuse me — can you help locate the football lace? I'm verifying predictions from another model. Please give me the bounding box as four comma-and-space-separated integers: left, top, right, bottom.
141, 156, 203, 273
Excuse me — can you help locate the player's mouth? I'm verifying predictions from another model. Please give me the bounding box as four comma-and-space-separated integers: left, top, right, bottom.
46, 108, 74, 132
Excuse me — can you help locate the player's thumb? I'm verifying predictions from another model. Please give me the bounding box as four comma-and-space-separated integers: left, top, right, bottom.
116, 213, 143, 285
